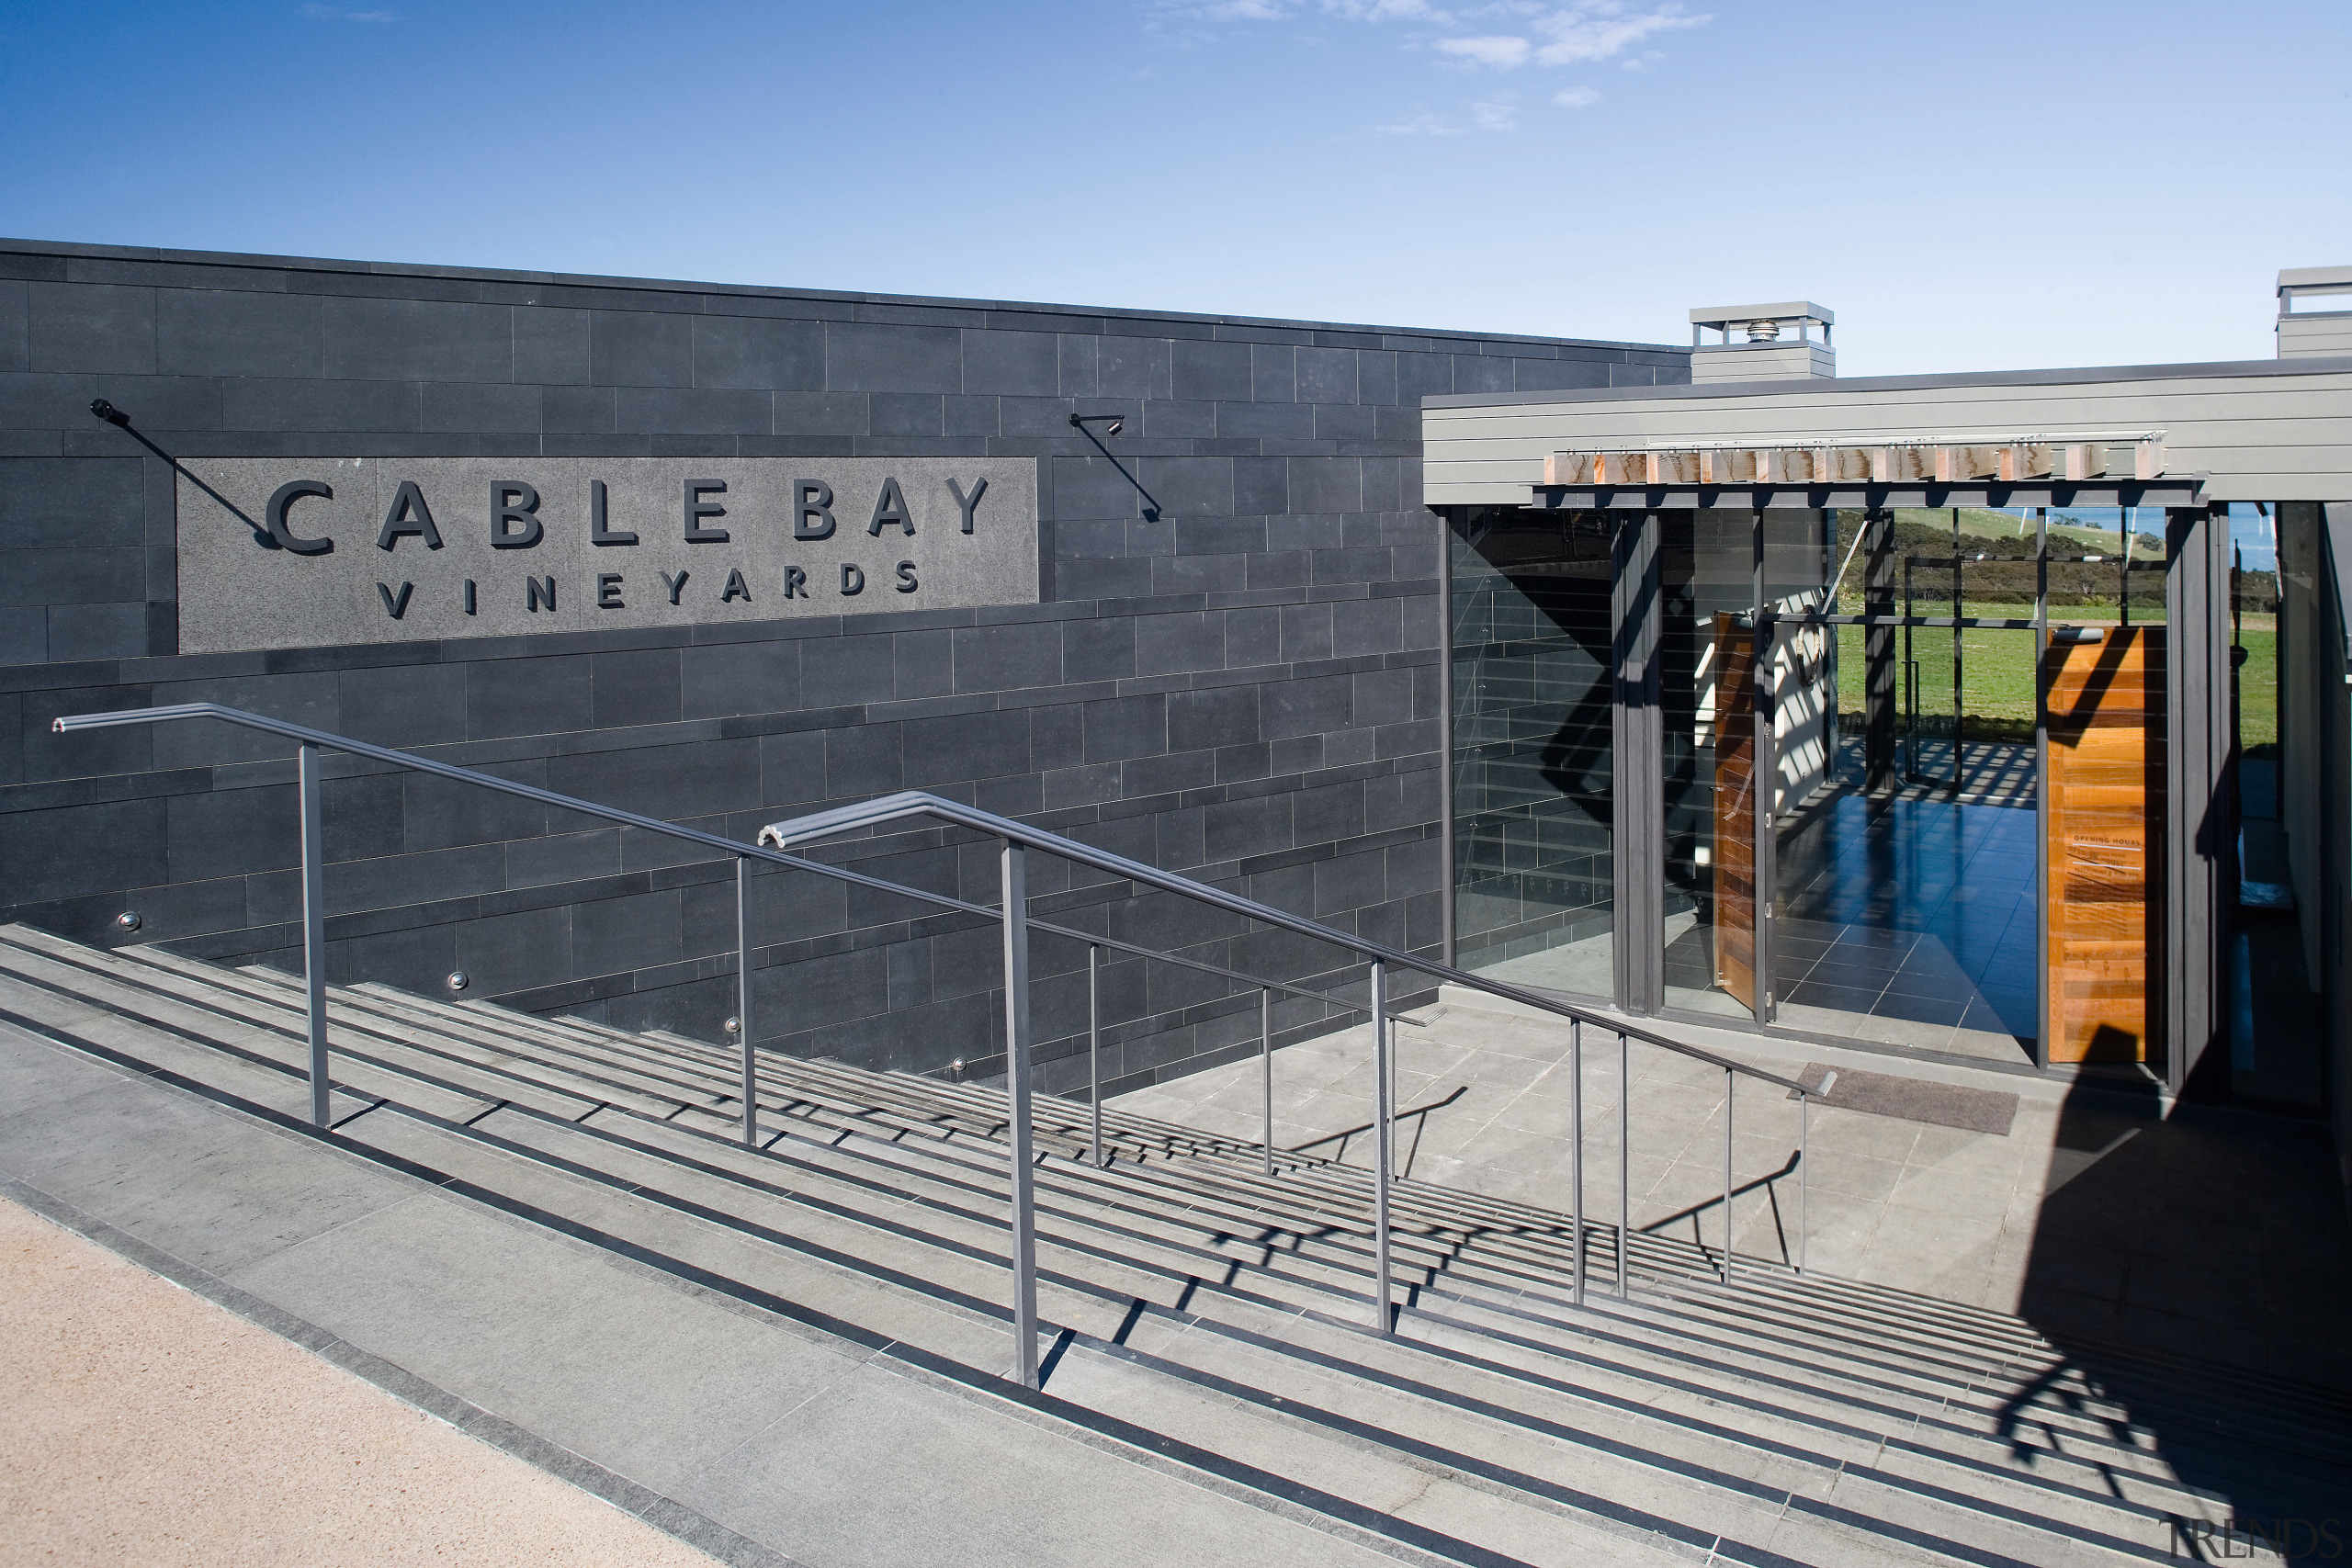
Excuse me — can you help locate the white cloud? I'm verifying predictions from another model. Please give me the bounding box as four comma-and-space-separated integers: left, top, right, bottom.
1405, 5, 1710, 79
1377, 112, 1469, 136
1189, 0, 1293, 17
1145, 0, 1707, 132
1436, 34, 1532, 68
1532, 4, 1704, 66
1379, 97, 1516, 134
1150, 0, 1453, 18
1324, 0, 1453, 17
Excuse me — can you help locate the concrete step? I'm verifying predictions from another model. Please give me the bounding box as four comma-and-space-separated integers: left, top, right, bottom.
0, 971, 2183, 1568
0, 1013, 1562, 1568
18, 931, 2333, 1504
6, 927, 2340, 1566
37, 931, 2314, 1495
0, 964, 1886, 1565
681, 1030, 2352, 1464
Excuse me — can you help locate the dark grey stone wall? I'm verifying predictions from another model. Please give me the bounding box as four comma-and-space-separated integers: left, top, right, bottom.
0, 239, 1688, 1094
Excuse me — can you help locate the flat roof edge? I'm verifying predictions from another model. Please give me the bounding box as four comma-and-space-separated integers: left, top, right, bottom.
2280, 265, 2352, 290
1422, 355, 2352, 408
0, 235, 1683, 354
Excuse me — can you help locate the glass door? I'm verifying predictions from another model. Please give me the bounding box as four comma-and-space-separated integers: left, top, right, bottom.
1660, 511, 1758, 1020
1904, 553, 1960, 790
1449, 509, 1616, 998
1657, 509, 1830, 1022
1711, 612, 1759, 1012
1770, 511, 2042, 1063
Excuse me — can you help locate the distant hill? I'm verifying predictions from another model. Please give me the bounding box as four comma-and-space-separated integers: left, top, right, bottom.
1826, 508, 2270, 610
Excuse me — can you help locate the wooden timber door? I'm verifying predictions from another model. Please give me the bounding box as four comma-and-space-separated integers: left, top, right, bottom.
2043, 627, 2165, 1063
1713, 613, 1758, 1011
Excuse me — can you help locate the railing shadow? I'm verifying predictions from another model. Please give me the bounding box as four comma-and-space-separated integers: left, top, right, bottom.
1283, 1084, 1470, 1175
1637, 1149, 1803, 1268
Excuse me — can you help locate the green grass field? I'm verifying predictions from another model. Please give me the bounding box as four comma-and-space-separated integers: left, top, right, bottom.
1828, 626, 2277, 747
1802, 509, 2278, 750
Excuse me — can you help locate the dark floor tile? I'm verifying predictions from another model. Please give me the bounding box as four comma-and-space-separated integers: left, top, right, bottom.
1911, 918, 2011, 951
1963, 995, 2038, 1034
1881, 964, 1973, 999
1872, 991, 1968, 1027
1787, 981, 1882, 1014
1829, 926, 1916, 954
1806, 958, 1898, 991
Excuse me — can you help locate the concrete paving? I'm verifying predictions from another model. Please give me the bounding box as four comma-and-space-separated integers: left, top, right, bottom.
1110, 990, 2349, 1354
0, 1192, 725, 1568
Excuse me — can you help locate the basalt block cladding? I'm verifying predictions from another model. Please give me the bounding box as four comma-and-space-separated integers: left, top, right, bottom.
0, 239, 1688, 1094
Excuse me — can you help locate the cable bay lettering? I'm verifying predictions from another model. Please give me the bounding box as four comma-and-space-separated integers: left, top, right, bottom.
266, 475, 989, 555
175, 457, 1041, 654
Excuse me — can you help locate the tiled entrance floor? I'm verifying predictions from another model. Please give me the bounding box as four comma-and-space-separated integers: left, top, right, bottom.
1466, 747, 2046, 1065
1768, 790, 2041, 1063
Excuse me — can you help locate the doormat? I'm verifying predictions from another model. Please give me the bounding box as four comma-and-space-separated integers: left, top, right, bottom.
1786, 1064, 2017, 1136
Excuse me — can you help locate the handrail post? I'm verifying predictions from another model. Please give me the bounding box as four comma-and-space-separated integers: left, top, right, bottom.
1370, 958, 1392, 1334
299, 741, 329, 1128
1617, 1030, 1630, 1298
1260, 987, 1273, 1179
736, 855, 756, 1150
1001, 838, 1040, 1389
1721, 1066, 1735, 1286
1570, 1018, 1585, 1307
1797, 1090, 1809, 1277
1088, 942, 1102, 1169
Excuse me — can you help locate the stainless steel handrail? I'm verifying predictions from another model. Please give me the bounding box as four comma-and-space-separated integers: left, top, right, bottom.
50, 704, 1410, 1025
756, 788, 1815, 1094
55, 701, 1821, 1388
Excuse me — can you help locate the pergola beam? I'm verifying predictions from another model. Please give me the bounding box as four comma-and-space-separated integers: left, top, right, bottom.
1541, 434, 2165, 493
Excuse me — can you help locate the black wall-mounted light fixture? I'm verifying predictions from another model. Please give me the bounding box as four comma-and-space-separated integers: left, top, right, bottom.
1068, 412, 1124, 435
90, 398, 129, 426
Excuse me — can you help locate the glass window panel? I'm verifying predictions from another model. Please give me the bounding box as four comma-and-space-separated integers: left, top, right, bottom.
1450, 508, 1615, 998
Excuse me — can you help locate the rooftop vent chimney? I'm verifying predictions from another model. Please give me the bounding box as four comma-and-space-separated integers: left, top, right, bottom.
2278, 266, 2352, 359
1690, 302, 1833, 384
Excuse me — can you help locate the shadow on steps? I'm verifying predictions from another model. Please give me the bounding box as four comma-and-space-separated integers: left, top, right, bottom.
2009, 1072, 2352, 1561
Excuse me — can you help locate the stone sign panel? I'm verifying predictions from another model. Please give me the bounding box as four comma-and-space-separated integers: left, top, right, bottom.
175, 457, 1041, 654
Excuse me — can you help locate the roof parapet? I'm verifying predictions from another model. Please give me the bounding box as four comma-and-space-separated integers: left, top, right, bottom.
2279, 266, 2352, 360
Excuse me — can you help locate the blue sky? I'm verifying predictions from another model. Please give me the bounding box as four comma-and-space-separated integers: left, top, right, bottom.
1, 1, 2346, 376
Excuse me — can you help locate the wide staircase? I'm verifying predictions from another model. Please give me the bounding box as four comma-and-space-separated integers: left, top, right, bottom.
1, 920, 2345, 1568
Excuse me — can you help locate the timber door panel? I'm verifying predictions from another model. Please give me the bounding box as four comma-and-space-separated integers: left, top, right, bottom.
1713, 613, 1758, 1011
2044, 627, 2165, 1063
